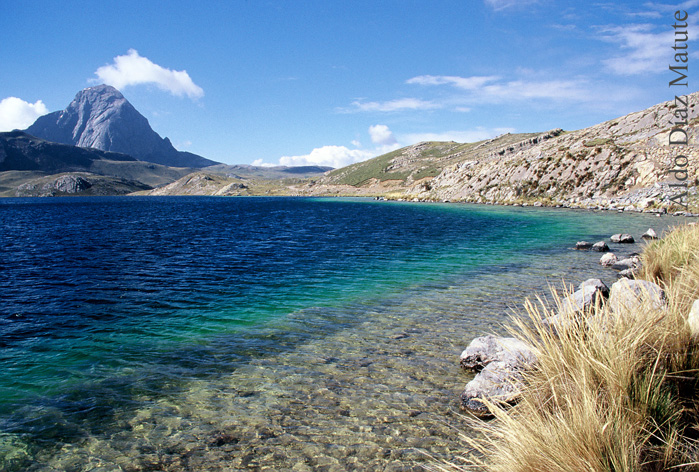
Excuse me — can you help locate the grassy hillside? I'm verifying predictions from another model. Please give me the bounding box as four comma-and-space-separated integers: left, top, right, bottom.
321, 134, 541, 188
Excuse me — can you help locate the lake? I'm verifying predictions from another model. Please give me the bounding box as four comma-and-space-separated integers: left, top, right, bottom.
0, 197, 684, 471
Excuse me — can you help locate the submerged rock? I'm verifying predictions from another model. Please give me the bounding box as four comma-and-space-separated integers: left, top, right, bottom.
459, 335, 536, 416
611, 233, 635, 243
609, 279, 666, 314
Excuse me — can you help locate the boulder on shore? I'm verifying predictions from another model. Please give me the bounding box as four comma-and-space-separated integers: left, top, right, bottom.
611, 233, 635, 243
612, 256, 641, 271
600, 253, 618, 267
460, 361, 524, 416
579, 278, 610, 298
609, 279, 666, 314
460, 335, 536, 371
688, 299, 699, 336
642, 228, 659, 240
459, 335, 536, 416
591, 241, 610, 252
543, 279, 610, 333
618, 268, 639, 278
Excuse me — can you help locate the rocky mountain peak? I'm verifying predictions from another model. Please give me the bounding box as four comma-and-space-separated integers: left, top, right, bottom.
26, 85, 217, 168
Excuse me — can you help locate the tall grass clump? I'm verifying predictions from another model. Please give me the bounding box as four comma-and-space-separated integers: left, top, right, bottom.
437, 224, 699, 472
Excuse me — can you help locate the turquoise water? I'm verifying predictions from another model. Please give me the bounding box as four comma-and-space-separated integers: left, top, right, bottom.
0, 197, 685, 470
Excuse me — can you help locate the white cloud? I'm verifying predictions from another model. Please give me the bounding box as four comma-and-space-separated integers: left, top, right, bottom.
643, 0, 699, 11
369, 124, 397, 146
343, 97, 440, 113
94, 49, 204, 99
406, 75, 500, 89
404, 127, 517, 145
279, 145, 375, 168
481, 79, 589, 101
0, 97, 49, 131
484, 0, 540, 11
251, 159, 278, 168
408, 74, 590, 103
597, 24, 674, 75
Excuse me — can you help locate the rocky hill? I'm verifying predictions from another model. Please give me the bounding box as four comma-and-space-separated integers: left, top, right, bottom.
290, 93, 699, 211
26, 85, 217, 168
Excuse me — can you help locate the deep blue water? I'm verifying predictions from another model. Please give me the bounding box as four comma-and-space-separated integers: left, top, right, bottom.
0, 197, 683, 470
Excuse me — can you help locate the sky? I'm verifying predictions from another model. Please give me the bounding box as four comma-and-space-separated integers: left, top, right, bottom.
1, 0, 697, 168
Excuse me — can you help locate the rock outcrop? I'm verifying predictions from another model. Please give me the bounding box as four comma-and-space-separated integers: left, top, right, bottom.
26, 85, 217, 168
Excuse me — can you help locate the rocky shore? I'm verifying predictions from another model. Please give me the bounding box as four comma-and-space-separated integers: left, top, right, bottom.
457, 226, 687, 417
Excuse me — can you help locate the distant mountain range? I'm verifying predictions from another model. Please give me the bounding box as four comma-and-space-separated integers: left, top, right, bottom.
0, 85, 331, 197
25, 85, 217, 168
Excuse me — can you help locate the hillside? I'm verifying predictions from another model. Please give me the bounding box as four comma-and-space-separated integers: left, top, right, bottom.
293, 93, 699, 212
142, 166, 332, 197
0, 131, 192, 197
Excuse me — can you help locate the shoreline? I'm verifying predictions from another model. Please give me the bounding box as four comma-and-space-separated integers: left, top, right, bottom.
451, 223, 699, 471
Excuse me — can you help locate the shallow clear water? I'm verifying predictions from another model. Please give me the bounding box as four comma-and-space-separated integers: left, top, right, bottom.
0, 197, 685, 471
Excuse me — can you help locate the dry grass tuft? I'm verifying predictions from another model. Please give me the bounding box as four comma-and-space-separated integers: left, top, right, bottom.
436, 225, 699, 472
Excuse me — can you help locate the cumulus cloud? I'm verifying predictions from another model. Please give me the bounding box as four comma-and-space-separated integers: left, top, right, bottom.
256, 125, 401, 168
94, 49, 204, 99
251, 159, 278, 168
279, 146, 375, 168
369, 124, 397, 146
0, 97, 49, 131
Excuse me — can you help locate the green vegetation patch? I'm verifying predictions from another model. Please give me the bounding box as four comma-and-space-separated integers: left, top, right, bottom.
583, 138, 614, 147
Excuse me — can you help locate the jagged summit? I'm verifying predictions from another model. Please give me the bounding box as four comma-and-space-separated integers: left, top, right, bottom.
26, 85, 217, 168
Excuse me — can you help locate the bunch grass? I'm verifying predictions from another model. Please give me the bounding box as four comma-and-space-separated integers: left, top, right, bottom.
435, 224, 699, 472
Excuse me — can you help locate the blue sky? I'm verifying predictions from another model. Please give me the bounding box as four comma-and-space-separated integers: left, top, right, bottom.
1, 0, 697, 167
